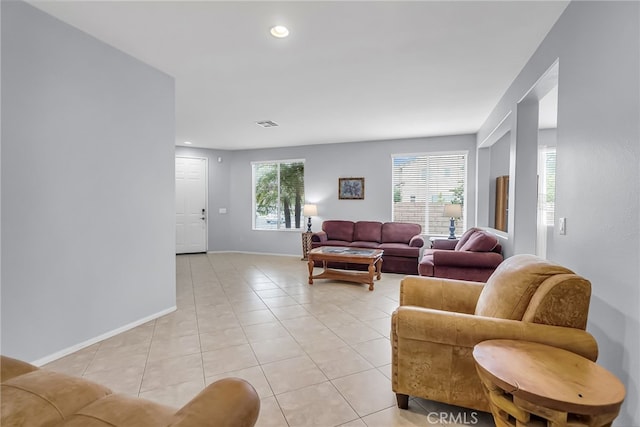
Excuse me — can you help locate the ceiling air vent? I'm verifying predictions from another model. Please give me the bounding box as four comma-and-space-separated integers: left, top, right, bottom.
256, 120, 279, 128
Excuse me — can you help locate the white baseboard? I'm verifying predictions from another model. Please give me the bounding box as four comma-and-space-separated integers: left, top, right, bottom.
31, 306, 177, 367
206, 250, 300, 258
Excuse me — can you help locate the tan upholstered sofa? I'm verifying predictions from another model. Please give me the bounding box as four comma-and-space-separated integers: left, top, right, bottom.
392, 254, 599, 412
1, 355, 260, 427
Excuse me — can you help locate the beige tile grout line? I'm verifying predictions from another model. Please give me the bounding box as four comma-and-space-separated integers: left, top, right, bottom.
187, 254, 395, 425
190, 255, 208, 393
135, 256, 192, 398
206, 256, 268, 366
206, 253, 289, 425
80, 339, 102, 377
250, 260, 382, 424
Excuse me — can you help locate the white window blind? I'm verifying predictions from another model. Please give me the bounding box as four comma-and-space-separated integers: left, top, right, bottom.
392, 153, 466, 235
253, 160, 305, 230
538, 147, 556, 226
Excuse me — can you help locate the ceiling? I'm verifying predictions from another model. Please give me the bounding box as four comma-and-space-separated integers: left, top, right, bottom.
29, 1, 568, 150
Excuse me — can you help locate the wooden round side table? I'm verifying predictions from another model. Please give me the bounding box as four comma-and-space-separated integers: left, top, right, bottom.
472, 340, 625, 427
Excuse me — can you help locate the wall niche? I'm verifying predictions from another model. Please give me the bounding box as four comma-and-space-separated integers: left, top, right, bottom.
495, 175, 509, 231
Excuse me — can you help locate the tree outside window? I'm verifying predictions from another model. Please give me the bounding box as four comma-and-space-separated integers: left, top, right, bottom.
253, 160, 305, 230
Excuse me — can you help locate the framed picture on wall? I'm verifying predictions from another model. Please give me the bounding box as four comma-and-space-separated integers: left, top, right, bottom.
338, 177, 365, 200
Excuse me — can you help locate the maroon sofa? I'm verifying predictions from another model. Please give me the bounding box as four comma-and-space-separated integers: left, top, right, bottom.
311, 220, 424, 274
418, 227, 503, 282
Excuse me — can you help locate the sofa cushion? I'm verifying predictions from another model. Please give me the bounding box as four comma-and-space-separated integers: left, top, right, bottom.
322, 220, 355, 242
381, 222, 421, 244
315, 240, 350, 248
431, 239, 458, 250
377, 242, 420, 257
348, 241, 380, 249
475, 254, 573, 320
458, 230, 498, 252
353, 221, 382, 243
454, 228, 481, 251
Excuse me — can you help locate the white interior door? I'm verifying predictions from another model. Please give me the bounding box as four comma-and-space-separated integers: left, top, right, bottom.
176, 157, 207, 254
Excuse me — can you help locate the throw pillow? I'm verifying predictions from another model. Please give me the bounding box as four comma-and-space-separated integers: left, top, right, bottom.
459, 231, 498, 252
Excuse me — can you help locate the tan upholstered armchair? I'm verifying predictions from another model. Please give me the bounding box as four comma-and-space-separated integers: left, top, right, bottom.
391, 254, 599, 412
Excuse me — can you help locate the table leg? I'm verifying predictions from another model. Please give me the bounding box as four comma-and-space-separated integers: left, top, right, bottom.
376, 258, 382, 280
307, 258, 314, 285
368, 263, 375, 291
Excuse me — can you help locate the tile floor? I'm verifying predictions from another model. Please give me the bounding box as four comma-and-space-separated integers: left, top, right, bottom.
44, 253, 494, 427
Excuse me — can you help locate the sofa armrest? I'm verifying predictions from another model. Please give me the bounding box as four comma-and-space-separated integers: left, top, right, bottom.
409, 235, 425, 248
392, 307, 598, 361
311, 231, 327, 243
433, 250, 503, 269
169, 378, 260, 427
432, 239, 458, 250
399, 276, 484, 314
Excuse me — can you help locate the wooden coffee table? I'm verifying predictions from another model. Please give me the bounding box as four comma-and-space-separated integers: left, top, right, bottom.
473, 340, 625, 427
307, 246, 383, 291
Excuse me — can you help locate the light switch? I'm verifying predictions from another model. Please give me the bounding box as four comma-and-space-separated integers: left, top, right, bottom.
219, 208, 227, 214
559, 217, 566, 235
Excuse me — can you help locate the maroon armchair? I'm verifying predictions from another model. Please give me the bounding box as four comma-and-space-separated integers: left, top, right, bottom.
419, 228, 503, 282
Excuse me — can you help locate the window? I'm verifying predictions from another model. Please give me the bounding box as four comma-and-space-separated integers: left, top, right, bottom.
538, 147, 556, 226
253, 159, 305, 230
392, 152, 467, 235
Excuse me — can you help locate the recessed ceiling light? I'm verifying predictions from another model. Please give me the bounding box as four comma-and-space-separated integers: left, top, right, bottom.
184, 141, 192, 145
270, 25, 289, 38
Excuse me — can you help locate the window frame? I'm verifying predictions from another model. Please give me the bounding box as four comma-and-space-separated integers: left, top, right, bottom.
391, 150, 468, 236
538, 146, 556, 227
252, 158, 305, 231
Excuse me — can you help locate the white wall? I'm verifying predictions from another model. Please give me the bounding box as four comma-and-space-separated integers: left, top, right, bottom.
477, 2, 639, 425
1, 1, 176, 363
0, 0, 3, 352
184, 135, 476, 256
